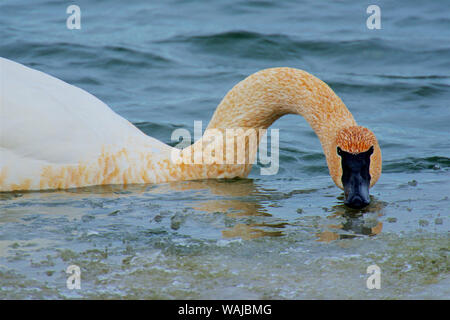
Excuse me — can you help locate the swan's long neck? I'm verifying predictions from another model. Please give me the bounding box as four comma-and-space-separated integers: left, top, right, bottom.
178, 67, 357, 180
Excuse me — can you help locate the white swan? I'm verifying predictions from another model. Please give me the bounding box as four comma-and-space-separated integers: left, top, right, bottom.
0, 57, 381, 208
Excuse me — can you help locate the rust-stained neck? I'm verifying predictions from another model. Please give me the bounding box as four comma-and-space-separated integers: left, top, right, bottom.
190, 68, 358, 183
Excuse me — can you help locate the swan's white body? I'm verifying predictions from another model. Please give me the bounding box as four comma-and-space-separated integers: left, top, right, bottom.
0, 57, 174, 191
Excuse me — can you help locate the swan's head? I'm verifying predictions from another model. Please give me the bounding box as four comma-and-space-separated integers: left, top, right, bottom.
331, 126, 382, 209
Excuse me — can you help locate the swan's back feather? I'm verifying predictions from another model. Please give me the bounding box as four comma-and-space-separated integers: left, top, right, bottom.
0, 58, 175, 191
1, 57, 169, 164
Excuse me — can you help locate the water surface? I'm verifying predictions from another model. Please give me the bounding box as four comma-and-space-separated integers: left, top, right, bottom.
0, 0, 449, 299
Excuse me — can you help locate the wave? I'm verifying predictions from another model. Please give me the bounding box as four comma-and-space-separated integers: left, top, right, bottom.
0, 41, 173, 69
383, 156, 450, 173
326, 80, 449, 98
159, 31, 425, 62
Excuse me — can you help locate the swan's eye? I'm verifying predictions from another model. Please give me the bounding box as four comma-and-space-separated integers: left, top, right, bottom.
337, 146, 343, 156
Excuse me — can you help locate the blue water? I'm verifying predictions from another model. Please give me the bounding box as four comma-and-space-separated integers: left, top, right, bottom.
0, 0, 449, 299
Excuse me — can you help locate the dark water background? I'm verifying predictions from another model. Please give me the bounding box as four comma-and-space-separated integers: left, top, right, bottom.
0, 0, 449, 299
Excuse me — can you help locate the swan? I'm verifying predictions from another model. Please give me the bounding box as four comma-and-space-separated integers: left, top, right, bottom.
0, 57, 381, 208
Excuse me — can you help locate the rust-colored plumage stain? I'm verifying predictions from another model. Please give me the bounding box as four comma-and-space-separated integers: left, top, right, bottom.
336, 126, 377, 154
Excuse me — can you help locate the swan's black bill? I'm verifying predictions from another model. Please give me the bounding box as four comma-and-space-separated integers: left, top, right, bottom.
337, 146, 374, 209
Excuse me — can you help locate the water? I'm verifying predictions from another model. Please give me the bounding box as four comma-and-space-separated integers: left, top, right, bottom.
0, 0, 449, 299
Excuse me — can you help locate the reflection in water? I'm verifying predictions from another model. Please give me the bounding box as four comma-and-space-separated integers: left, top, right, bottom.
222, 224, 284, 240
1, 179, 389, 242
193, 200, 270, 218
316, 196, 387, 243
165, 179, 280, 239
163, 180, 388, 241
